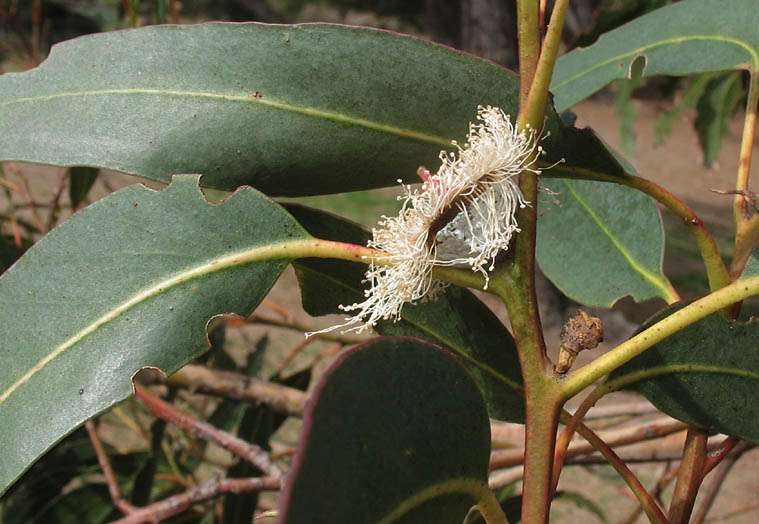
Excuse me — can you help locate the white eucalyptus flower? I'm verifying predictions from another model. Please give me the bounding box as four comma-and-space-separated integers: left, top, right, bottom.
323, 105, 543, 334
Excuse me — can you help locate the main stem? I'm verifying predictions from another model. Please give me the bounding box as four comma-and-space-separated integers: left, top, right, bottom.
498, 1, 573, 522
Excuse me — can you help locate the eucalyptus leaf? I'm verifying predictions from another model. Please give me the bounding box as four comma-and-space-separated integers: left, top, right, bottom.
609, 303, 759, 441
552, 0, 759, 112
278, 337, 491, 524
1, 23, 632, 196
0, 175, 310, 496
537, 178, 674, 307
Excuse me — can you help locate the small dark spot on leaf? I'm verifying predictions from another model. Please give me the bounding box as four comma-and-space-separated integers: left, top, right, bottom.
133, 202, 139, 207
250, 91, 263, 100
236, 150, 241, 155
79, 388, 84, 395
285, 37, 290, 43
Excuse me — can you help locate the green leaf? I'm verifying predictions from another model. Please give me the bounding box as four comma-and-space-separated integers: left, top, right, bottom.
654, 73, 718, 144
0, 23, 631, 195
695, 71, 744, 167
286, 204, 525, 422
68, 166, 100, 210
612, 56, 646, 159
551, 0, 759, 112
0, 175, 310, 496
537, 178, 674, 307
609, 303, 759, 441
278, 337, 491, 524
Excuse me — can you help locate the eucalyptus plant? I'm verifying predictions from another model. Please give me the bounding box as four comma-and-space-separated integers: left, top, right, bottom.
1, 0, 759, 523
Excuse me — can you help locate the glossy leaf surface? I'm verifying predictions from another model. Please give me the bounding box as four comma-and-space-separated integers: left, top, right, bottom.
0, 176, 309, 495
609, 304, 759, 441
537, 178, 674, 307
278, 337, 491, 524
551, 0, 759, 112
286, 204, 525, 422
1, 23, 632, 196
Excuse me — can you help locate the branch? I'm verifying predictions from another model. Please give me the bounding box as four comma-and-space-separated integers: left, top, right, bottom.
133, 384, 282, 478
560, 274, 759, 399
108, 475, 279, 524
491, 416, 687, 470
85, 420, 136, 515
692, 441, 754, 524
667, 427, 708, 523
155, 364, 307, 417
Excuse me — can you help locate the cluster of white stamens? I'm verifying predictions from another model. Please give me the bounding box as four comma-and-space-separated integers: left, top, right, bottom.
327, 106, 543, 334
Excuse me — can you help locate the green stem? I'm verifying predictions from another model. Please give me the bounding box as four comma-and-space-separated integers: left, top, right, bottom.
733, 72, 759, 221
516, 0, 541, 106
731, 72, 759, 278
621, 177, 731, 293
559, 275, 759, 399
519, 0, 570, 130
667, 428, 708, 523
501, 3, 574, 522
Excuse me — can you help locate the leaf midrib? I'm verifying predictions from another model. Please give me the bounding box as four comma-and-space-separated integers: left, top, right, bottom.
0, 88, 451, 147
553, 35, 758, 93
560, 179, 676, 303
0, 240, 308, 407
611, 363, 759, 391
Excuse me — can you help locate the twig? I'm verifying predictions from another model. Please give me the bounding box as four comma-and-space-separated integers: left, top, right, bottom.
491, 416, 687, 469
621, 461, 679, 524
692, 441, 754, 524
0, 211, 38, 235
702, 436, 741, 475
45, 168, 69, 231
108, 475, 280, 524
668, 427, 708, 524
573, 422, 667, 523
262, 298, 291, 319
582, 400, 660, 420
0, 4, 34, 59
85, 420, 136, 515
154, 364, 307, 417
133, 384, 282, 478
274, 335, 317, 376
6, 163, 45, 232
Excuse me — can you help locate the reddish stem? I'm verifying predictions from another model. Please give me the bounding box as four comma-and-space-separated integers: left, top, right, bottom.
703, 436, 741, 476
108, 476, 279, 524
133, 384, 281, 478
85, 420, 136, 515
667, 427, 708, 523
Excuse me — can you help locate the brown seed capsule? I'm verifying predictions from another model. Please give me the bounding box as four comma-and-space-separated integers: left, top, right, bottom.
555, 310, 603, 375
